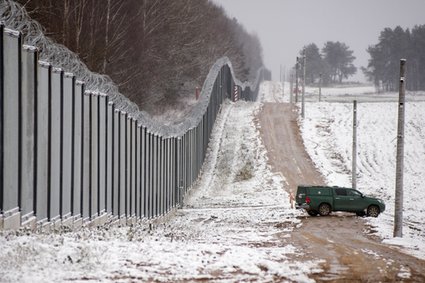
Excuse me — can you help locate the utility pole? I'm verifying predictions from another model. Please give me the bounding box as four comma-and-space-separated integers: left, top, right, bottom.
289, 72, 294, 104
352, 100, 357, 190
295, 57, 299, 103
394, 59, 406, 238
282, 65, 286, 96
319, 73, 322, 102
301, 51, 306, 118
280, 64, 282, 83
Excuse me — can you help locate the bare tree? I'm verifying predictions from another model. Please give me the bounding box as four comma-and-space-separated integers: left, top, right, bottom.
17, 0, 264, 117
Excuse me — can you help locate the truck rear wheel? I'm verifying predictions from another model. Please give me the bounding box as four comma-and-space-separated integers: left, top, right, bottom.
319, 203, 331, 216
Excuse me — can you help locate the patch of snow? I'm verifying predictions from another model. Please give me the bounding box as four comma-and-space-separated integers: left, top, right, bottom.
397, 265, 411, 279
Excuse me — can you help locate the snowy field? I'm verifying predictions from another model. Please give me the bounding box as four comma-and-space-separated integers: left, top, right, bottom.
295, 83, 425, 260
0, 86, 322, 282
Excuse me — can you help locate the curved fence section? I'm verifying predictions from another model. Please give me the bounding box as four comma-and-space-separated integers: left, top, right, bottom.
0, 23, 270, 230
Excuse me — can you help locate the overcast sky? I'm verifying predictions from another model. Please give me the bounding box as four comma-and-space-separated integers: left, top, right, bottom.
212, 0, 425, 82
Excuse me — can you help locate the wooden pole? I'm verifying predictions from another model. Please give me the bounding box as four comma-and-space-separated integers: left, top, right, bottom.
280, 64, 282, 83
301, 51, 306, 118
282, 65, 285, 95
394, 59, 406, 238
289, 72, 293, 104
295, 57, 299, 103
352, 100, 357, 190
319, 73, 322, 102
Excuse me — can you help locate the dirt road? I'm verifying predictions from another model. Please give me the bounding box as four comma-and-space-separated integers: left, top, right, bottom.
258, 102, 425, 282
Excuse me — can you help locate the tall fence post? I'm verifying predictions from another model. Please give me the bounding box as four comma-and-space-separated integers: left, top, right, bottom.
394, 59, 406, 238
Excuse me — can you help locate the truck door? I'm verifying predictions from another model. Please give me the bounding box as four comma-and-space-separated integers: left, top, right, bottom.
346, 189, 364, 211
333, 188, 350, 211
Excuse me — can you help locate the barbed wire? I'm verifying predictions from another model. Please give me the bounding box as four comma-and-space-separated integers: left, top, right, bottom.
0, 0, 138, 114
1, 0, 265, 137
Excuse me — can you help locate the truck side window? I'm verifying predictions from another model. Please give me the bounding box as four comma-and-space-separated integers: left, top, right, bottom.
348, 190, 361, 197
335, 188, 347, 196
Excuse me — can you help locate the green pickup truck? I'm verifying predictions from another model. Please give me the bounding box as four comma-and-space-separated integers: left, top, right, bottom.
296, 185, 385, 217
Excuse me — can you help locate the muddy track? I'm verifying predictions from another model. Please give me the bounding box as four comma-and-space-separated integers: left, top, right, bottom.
258, 102, 425, 282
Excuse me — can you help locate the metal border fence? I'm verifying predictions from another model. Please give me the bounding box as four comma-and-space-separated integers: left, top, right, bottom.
0, 25, 271, 230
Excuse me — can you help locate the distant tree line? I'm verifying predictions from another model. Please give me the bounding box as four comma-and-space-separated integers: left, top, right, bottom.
295, 41, 357, 86
17, 0, 264, 112
363, 25, 425, 91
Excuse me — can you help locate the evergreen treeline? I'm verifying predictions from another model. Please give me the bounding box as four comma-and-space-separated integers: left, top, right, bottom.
296, 41, 357, 86
363, 25, 425, 91
17, 0, 264, 112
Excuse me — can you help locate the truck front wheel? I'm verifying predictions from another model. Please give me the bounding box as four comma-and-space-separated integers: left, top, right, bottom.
367, 205, 380, 217
319, 203, 331, 216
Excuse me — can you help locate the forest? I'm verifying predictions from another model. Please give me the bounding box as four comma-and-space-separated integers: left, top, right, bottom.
15, 0, 264, 116
363, 25, 425, 91
295, 41, 357, 86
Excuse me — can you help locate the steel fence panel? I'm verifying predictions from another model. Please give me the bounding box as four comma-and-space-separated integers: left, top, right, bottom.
149, 133, 153, 217
50, 68, 63, 222
160, 137, 164, 215
171, 138, 175, 208
90, 93, 99, 218
130, 119, 136, 217
147, 132, 153, 218
73, 81, 84, 218
106, 102, 114, 214
62, 72, 74, 219
153, 134, 158, 217
35, 62, 50, 222
141, 127, 146, 217
98, 95, 107, 215
0, 24, 3, 214
20, 45, 37, 220
136, 124, 141, 218
113, 109, 120, 216
2, 29, 21, 220
125, 116, 131, 217
167, 139, 171, 213
119, 112, 126, 218
82, 91, 91, 220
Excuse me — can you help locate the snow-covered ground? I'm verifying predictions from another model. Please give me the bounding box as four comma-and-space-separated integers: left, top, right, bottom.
296, 83, 425, 260
0, 86, 322, 282
2, 81, 424, 282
